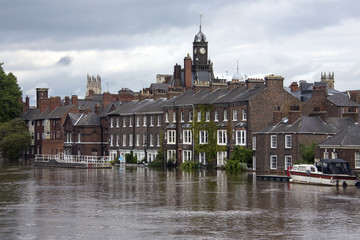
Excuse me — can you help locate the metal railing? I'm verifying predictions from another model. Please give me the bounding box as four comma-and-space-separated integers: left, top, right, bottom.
35, 153, 111, 164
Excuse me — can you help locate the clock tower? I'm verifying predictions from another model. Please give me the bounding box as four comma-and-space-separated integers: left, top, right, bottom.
193, 24, 209, 70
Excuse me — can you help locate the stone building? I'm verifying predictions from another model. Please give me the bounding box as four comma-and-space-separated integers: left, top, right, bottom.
86, 74, 102, 96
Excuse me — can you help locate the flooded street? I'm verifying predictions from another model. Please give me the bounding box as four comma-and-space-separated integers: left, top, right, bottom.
1, 162, 360, 239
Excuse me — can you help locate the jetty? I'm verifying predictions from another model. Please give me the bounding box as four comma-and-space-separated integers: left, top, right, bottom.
33, 153, 112, 168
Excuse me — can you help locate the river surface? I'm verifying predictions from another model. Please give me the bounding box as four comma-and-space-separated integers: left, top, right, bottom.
1, 162, 360, 240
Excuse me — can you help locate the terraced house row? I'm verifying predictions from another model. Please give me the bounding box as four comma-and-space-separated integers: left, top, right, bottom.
21, 25, 360, 175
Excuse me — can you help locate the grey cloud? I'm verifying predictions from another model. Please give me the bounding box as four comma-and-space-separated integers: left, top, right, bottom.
56, 56, 73, 66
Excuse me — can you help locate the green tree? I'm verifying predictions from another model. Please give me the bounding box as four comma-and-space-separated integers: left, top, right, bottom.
225, 146, 252, 172
0, 119, 31, 160
298, 142, 317, 164
0, 63, 23, 123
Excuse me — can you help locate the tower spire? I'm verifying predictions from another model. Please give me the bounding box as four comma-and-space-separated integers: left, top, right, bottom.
200, 14, 203, 31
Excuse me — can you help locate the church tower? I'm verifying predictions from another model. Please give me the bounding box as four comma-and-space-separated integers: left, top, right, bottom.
321, 72, 335, 89
86, 74, 102, 96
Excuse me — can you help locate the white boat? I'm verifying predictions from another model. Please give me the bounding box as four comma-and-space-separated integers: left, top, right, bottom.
289, 159, 358, 186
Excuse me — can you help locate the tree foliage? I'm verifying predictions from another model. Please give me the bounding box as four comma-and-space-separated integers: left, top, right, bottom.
298, 142, 317, 164
0, 119, 31, 160
0, 63, 23, 123
225, 146, 252, 172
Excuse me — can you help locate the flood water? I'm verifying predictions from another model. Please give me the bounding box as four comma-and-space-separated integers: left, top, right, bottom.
1, 162, 360, 240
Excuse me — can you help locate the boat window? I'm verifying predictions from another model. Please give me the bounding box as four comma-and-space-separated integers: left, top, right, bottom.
292, 166, 298, 170
310, 167, 316, 172
299, 166, 306, 172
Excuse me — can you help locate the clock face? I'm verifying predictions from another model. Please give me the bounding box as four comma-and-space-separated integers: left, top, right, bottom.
199, 47, 206, 54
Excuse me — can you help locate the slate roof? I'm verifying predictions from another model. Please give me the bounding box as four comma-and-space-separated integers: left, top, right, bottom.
107, 99, 163, 116
318, 124, 360, 147
100, 101, 122, 117
150, 83, 170, 92
47, 105, 76, 119
21, 108, 40, 121
134, 98, 167, 114
327, 92, 360, 107
255, 116, 338, 135
68, 112, 100, 126
78, 99, 103, 112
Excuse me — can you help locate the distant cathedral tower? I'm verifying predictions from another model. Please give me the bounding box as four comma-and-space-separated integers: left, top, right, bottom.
321, 72, 335, 89
86, 74, 102, 96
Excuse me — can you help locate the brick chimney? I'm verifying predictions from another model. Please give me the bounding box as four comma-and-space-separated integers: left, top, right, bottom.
228, 80, 245, 90
103, 92, 111, 109
290, 82, 299, 92
246, 78, 265, 90
184, 54, 192, 90
288, 105, 302, 124
36, 88, 49, 108
273, 106, 282, 125
40, 98, 50, 113
50, 96, 61, 112
71, 95, 78, 106
265, 74, 284, 91
25, 95, 30, 110
95, 103, 100, 116
64, 96, 70, 105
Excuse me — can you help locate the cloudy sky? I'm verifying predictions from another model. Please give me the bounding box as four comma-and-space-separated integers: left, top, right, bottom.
1, 0, 360, 105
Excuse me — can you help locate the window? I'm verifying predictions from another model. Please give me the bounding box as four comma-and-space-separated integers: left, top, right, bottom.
143, 134, 147, 145
149, 134, 154, 146
165, 112, 169, 123
271, 135, 277, 148
242, 109, 247, 121
199, 152, 206, 164
199, 131, 208, 144
183, 130, 192, 144
270, 155, 277, 169
285, 155, 292, 169
110, 134, 114, 146
285, 135, 292, 148
129, 116, 133, 127
172, 112, 176, 123
136, 116, 140, 127
217, 130, 227, 145
129, 134, 133, 146
114, 134, 118, 146
123, 117, 126, 127
355, 152, 360, 168
236, 130, 246, 146
252, 156, 256, 171
180, 112, 184, 122
167, 130, 176, 144
189, 111, 193, 122
197, 111, 201, 122
205, 111, 210, 122
116, 117, 120, 127
143, 116, 147, 126
122, 134, 126, 146
136, 134, 140, 146
157, 115, 161, 126
157, 134, 160, 147
183, 150, 192, 161
214, 111, 219, 122
332, 151, 337, 159
233, 110, 238, 121
150, 116, 154, 126
110, 118, 114, 128
324, 149, 329, 159
77, 132, 81, 143
217, 151, 227, 166
252, 136, 256, 150
167, 150, 176, 161
224, 109, 228, 121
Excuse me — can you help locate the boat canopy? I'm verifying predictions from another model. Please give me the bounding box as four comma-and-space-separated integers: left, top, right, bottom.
315, 159, 353, 175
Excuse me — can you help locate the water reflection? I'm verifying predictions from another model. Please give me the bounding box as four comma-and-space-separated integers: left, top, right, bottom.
1, 163, 360, 239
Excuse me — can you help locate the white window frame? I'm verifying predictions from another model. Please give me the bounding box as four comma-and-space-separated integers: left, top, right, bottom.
165, 112, 169, 123
205, 111, 210, 122
183, 130, 192, 144
217, 130, 227, 145
123, 117, 126, 127
143, 134, 147, 145
129, 134, 133, 146
232, 109, 238, 121
355, 152, 360, 169
167, 150, 176, 161
172, 112, 176, 123
271, 135, 277, 149
149, 134, 154, 147
199, 152, 206, 164
199, 130, 208, 144
157, 134, 160, 147
150, 116, 154, 127
183, 150, 192, 162
122, 134, 126, 146
270, 155, 277, 170
136, 134, 140, 146
242, 109, 247, 121
157, 115, 161, 126
189, 111, 193, 122
167, 130, 176, 144
324, 149, 329, 159
116, 117, 120, 128
235, 130, 246, 146
285, 135, 292, 149
180, 112, 184, 122
217, 151, 227, 166
197, 111, 201, 122
143, 116, 147, 127
252, 136, 256, 150
285, 155, 292, 169
129, 116, 133, 127
214, 111, 219, 122
224, 109, 228, 121
110, 134, 114, 146
136, 116, 140, 127
77, 132, 81, 143
110, 118, 114, 128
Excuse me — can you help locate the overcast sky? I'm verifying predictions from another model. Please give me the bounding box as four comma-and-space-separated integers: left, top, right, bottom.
1, 0, 360, 105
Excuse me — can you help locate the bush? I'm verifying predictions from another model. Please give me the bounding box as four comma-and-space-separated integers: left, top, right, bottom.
148, 159, 163, 168
180, 161, 196, 170
225, 146, 252, 173
225, 159, 245, 172
125, 151, 137, 164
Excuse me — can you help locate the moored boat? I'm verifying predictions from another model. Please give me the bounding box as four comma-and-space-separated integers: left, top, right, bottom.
289, 158, 358, 186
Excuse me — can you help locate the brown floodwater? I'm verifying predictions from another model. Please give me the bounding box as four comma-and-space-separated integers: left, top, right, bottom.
1, 162, 360, 239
